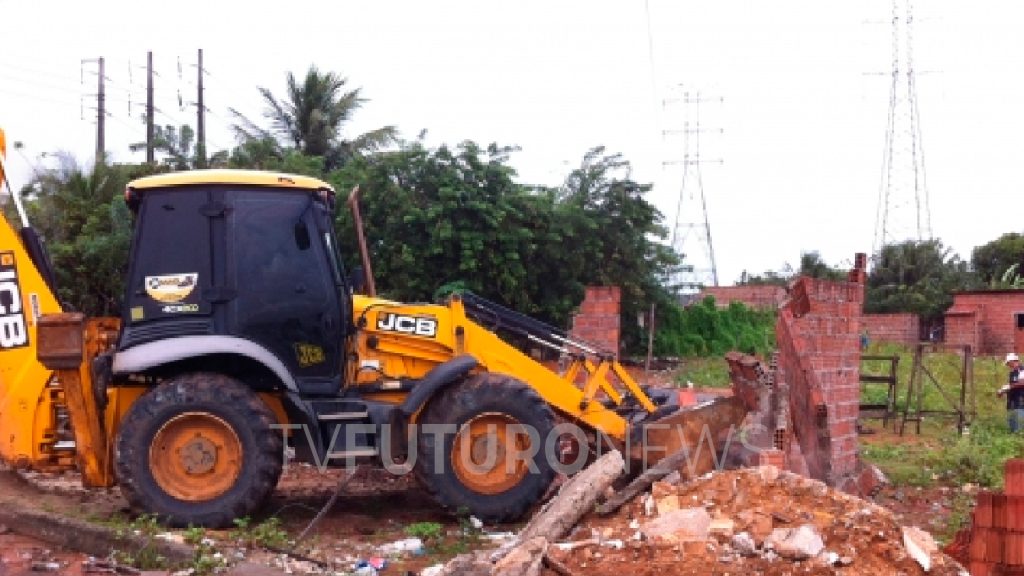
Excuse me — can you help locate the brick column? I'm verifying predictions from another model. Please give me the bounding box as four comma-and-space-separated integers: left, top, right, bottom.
570, 287, 621, 356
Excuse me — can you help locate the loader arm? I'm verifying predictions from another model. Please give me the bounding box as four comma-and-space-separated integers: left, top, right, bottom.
354, 293, 667, 442
0, 132, 66, 471
351, 291, 756, 474
0, 131, 119, 486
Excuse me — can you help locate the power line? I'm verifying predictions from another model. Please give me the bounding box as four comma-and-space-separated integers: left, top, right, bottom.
0, 86, 80, 107
0, 60, 81, 84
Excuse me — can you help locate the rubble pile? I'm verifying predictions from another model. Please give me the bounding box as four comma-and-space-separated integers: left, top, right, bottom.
435, 458, 965, 576
545, 465, 963, 576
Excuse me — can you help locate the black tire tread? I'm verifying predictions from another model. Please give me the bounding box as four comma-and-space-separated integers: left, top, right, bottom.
115, 372, 283, 528
416, 373, 556, 523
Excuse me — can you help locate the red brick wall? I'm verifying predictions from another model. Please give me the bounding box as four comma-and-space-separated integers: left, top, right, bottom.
945, 291, 1024, 354
861, 313, 920, 345
945, 459, 1024, 574
945, 310, 980, 353
700, 285, 787, 310
775, 276, 864, 484
570, 286, 621, 356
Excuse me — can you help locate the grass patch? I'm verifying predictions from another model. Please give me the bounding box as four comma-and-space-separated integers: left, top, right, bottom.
674, 357, 731, 388
860, 344, 1024, 490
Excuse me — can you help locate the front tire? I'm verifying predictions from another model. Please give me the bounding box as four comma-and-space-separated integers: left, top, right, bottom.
115, 373, 283, 527
416, 374, 556, 522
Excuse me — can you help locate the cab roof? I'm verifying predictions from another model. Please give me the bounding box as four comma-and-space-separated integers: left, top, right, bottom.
127, 169, 334, 193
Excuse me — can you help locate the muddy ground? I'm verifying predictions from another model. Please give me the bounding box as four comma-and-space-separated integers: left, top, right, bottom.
0, 366, 972, 574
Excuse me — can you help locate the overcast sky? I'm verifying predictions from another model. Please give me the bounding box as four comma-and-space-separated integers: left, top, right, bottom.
1, 0, 1022, 285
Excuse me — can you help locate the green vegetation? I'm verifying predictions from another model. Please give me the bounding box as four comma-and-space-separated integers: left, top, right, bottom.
673, 357, 731, 388
865, 239, 980, 323
230, 516, 291, 549
655, 297, 775, 357
405, 521, 443, 544
972, 232, 1024, 286
109, 513, 169, 571
860, 345, 1024, 491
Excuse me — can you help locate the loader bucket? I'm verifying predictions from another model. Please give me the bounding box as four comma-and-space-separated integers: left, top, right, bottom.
629, 395, 749, 476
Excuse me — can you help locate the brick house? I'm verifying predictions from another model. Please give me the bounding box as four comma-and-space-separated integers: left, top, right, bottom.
944, 290, 1024, 355
861, 313, 920, 346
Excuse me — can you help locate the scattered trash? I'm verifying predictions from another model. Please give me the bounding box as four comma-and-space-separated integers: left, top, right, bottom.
354, 557, 387, 571
378, 537, 423, 555
420, 564, 444, 576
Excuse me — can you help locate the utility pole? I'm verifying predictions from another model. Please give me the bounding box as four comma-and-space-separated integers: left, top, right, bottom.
196, 49, 206, 168
146, 51, 155, 164
96, 57, 105, 162
80, 57, 106, 164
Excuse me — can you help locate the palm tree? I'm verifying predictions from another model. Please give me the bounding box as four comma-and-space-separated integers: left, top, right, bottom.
231, 66, 396, 169
130, 121, 229, 170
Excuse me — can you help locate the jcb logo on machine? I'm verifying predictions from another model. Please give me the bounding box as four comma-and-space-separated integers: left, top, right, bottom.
0, 251, 28, 349
377, 313, 438, 338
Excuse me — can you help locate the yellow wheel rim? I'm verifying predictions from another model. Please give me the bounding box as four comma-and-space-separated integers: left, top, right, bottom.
149, 412, 243, 502
450, 413, 532, 495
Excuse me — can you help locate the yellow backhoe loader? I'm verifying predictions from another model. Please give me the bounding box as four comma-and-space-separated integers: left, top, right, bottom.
0, 128, 750, 527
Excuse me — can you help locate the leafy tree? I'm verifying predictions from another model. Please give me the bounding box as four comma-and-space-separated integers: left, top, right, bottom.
554, 147, 679, 350
130, 118, 228, 169
996, 264, 1024, 289
20, 156, 160, 315
329, 142, 678, 352
972, 232, 1024, 286
798, 251, 845, 280
231, 66, 396, 170
865, 239, 979, 322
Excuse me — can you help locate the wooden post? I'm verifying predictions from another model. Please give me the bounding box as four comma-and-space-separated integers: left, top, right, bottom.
346, 186, 376, 297
645, 303, 655, 373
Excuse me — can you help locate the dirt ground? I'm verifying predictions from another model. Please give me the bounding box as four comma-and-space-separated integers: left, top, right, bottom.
0, 367, 969, 575
0, 532, 91, 576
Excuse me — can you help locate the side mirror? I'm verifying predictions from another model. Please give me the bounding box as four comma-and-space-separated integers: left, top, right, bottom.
349, 266, 366, 294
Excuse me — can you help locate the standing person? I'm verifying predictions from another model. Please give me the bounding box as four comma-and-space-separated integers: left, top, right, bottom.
998, 353, 1024, 432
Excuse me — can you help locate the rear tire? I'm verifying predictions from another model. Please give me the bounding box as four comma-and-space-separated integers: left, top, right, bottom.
115, 373, 283, 528
415, 374, 556, 522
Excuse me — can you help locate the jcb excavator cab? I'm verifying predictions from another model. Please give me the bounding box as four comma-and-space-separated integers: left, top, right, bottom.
116, 171, 351, 395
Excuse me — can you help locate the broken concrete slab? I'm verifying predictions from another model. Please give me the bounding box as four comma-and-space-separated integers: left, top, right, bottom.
768, 524, 824, 560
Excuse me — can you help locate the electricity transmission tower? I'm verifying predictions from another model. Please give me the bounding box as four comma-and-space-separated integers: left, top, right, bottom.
664, 86, 720, 293
874, 0, 932, 254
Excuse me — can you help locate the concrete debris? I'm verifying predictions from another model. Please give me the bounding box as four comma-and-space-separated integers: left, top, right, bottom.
730, 532, 757, 556
768, 525, 824, 560
377, 537, 424, 555
641, 507, 711, 543
903, 525, 938, 572
420, 565, 444, 576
